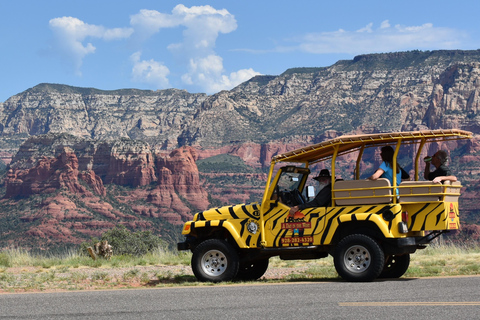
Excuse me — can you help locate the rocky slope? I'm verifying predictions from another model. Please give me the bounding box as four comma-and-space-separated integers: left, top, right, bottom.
1, 49, 480, 249
0, 134, 210, 249
1, 50, 480, 156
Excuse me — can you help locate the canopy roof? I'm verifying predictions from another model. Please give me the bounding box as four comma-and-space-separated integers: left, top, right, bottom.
272, 129, 473, 165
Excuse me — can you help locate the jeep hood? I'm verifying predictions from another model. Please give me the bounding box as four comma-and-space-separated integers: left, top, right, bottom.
193, 203, 261, 222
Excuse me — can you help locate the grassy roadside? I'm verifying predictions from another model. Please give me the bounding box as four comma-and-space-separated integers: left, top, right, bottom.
1, 243, 479, 293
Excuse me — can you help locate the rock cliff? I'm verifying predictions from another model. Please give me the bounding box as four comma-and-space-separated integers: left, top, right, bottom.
0, 134, 209, 249
2, 50, 480, 155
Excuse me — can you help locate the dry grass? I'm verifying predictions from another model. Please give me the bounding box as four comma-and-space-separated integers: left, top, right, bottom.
0, 243, 479, 293
405, 243, 480, 277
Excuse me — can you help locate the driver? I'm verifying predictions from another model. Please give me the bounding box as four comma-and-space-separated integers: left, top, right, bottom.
289, 169, 332, 214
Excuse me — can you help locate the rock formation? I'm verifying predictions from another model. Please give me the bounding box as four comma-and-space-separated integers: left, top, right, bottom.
5, 147, 105, 198
0, 134, 210, 249
2, 50, 480, 154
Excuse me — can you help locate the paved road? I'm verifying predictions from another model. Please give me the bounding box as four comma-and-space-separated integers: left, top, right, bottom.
1, 276, 480, 319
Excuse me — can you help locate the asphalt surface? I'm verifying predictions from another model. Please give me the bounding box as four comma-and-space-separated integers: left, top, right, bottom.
1, 276, 479, 319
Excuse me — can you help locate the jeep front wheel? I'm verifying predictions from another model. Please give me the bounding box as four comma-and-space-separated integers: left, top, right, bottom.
334, 234, 385, 282
192, 239, 239, 282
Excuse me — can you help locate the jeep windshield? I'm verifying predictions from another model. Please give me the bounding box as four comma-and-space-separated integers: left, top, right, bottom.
271, 166, 310, 207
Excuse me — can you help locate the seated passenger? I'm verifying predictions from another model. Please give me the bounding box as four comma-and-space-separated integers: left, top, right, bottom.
368, 146, 402, 187
289, 169, 331, 214
423, 150, 457, 183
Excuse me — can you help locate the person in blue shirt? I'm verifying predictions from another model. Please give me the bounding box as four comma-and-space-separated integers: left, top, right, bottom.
368, 146, 403, 187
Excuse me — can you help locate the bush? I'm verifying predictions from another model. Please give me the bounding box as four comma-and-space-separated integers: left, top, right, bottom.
80, 225, 166, 257
0, 252, 11, 267
196, 154, 258, 173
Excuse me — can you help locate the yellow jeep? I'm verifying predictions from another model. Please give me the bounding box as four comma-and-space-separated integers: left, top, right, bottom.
177, 129, 472, 282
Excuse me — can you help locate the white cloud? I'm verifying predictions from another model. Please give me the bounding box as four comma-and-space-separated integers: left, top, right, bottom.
130, 52, 170, 88
129, 9, 179, 43
182, 55, 260, 93
229, 69, 261, 87
49, 16, 133, 75
297, 21, 467, 55
130, 5, 236, 53
357, 23, 373, 33
380, 20, 391, 29
103, 28, 135, 41
172, 4, 237, 51
49, 6, 260, 94
128, 5, 254, 93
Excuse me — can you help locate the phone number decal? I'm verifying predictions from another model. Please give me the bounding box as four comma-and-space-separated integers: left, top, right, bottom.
281, 236, 314, 244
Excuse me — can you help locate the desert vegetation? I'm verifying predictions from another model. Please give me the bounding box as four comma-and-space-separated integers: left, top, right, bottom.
0, 238, 479, 293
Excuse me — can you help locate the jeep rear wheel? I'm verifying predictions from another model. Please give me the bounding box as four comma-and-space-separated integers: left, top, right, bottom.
235, 259, 269, 281
379, 254, 410, 278
192, 239, 239, 282
334, 234, 384, 282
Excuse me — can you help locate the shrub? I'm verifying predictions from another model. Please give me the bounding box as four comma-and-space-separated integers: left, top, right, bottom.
0, 252, 11, 267
196, 154, 259, 173
80, 225, 166, 257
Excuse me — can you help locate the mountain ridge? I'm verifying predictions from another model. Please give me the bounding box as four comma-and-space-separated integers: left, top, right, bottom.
2, 49, 480, 151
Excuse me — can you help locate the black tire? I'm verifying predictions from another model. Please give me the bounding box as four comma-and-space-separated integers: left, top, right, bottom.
191, 239, 239, 282
333, 234, 385, 282
235, 259, 269, 281
379, 254, 410, 278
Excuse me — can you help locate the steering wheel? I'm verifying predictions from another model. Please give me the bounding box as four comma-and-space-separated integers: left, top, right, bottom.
291, 189, 305, 205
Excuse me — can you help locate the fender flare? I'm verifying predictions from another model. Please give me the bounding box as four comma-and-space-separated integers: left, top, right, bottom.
336, 212, 393, 238
186, 220, 248, 248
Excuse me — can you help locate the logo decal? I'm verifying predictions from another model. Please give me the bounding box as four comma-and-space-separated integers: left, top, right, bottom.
247, 220, 259, 234
281, 210, 312, 243
448, 203, 456, 221
281, 222, 312, 229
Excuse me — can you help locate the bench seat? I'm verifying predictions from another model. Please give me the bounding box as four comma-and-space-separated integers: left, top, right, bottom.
333, 178, 392, 205
398, 181, 442, 202
443, 181, 462, 202
398, 180, 461, 203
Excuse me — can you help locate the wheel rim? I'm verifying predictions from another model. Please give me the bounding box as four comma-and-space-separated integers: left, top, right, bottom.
343, 244, 371, 273
201, 249, 228, 277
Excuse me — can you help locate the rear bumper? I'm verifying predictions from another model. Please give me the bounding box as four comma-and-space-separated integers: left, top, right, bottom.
383, 237, 419, 255
395, 237, 416, 247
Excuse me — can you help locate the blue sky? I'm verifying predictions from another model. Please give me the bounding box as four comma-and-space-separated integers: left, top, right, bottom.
1, 0, 479, 102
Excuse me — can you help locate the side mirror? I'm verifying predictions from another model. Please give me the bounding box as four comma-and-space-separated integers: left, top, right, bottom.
307, 186, 315, 200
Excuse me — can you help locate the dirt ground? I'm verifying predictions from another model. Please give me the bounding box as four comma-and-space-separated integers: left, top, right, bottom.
0, 264, 314, 293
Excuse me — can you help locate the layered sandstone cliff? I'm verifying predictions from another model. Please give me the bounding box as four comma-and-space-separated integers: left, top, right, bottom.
2, 51, 480, 173
0, 134, 209, 248
1, 50, 480, 155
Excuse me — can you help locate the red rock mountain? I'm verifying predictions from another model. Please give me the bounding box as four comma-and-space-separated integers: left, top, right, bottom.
0, 135, 210, 249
